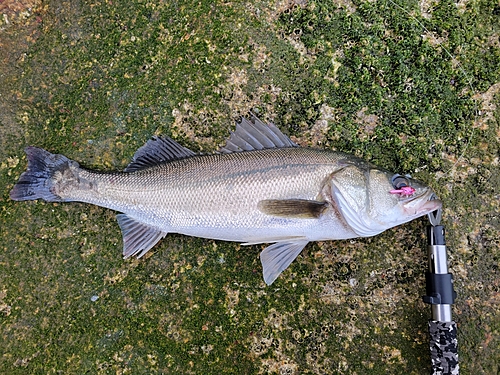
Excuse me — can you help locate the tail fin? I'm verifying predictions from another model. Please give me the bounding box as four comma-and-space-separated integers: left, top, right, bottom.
10, 147, 77, 202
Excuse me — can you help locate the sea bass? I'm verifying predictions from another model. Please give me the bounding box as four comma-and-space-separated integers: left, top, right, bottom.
10, 117, 441, 284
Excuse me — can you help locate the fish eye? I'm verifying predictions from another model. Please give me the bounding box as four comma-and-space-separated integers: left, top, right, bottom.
391, 174, 410, 189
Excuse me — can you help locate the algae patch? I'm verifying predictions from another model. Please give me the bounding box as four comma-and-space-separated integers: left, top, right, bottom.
0, 0, 498, 374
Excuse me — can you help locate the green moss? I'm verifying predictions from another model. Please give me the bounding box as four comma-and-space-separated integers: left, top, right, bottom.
0, 0, 498, 374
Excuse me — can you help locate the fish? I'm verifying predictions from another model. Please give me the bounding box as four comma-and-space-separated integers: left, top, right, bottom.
9, 116, 442, 285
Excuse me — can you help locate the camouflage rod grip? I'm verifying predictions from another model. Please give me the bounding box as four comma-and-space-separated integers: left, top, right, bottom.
429, 320, 459, 375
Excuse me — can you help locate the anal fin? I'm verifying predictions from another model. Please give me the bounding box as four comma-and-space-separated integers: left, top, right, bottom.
260, 240, 309, 285
117, 214, 167, 258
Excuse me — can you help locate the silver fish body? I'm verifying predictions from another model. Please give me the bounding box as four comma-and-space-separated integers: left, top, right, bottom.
10, 117, 441, 284
66, 148, 357, 242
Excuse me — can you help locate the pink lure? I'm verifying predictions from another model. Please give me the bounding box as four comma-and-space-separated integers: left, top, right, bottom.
390, 186, 416, 196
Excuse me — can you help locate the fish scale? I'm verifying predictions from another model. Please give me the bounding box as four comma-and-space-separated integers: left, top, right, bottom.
81, 149, 344, 237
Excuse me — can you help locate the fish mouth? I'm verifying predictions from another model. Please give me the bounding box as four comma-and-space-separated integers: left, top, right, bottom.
403, 188, 442, 216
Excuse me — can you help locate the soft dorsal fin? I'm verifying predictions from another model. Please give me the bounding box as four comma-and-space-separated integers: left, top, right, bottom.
220, 115, 297, 153
125, 136, 196, 172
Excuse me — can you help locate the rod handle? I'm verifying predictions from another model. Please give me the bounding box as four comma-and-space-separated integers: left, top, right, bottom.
429, 320, 459, 375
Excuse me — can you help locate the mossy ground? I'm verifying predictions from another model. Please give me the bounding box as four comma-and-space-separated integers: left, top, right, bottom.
1, 0, 498, 373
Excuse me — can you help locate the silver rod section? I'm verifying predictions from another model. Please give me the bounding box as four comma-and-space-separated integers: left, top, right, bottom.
431, 304, 453, 323
428, 245, 449, 274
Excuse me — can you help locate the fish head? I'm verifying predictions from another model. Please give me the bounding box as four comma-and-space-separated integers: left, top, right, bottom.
329, 161, 442, 237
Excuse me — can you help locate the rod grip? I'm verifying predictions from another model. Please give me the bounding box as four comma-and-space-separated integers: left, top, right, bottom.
429, 320, 459, 375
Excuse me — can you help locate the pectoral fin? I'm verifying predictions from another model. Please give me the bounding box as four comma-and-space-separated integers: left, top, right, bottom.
117, 214, 167, 258
260, 240, 309, 285
258, 199, 327, 219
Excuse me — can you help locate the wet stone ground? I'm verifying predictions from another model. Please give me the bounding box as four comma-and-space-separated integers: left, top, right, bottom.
0, 0, 498, 374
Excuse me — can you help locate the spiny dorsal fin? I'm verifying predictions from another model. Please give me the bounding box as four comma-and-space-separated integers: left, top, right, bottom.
220, 115, 297, 153
125, 136, 195, 172
258, 199, 328, 219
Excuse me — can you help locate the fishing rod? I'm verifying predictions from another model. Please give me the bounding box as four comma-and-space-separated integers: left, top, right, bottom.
378, 3, 466, 371
424, 205, 459, 374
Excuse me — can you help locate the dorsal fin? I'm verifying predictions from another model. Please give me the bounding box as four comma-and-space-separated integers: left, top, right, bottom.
125, 136, 196, 172
220, 115, 297, 153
